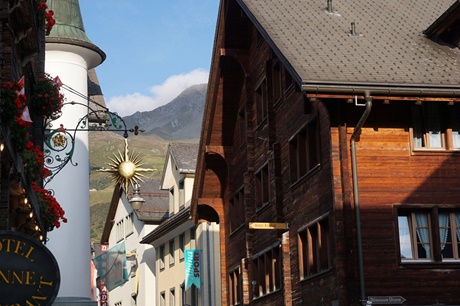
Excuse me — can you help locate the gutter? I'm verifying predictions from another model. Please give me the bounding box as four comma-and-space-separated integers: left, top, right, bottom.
350, 91, 372, 305
302, 84, 460, 98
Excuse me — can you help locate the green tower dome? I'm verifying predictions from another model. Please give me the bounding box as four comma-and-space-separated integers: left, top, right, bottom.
46, 0, 106, 64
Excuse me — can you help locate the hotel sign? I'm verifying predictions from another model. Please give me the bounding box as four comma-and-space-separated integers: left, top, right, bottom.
0, 230, 60, 305
249, 222, 289, 230
368, 296, 406, 304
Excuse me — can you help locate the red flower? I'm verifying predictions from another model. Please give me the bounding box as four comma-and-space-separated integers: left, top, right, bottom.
32, 183, 67, 232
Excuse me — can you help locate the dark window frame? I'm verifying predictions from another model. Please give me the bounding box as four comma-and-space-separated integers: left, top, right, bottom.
230, 186, 245, 234
251, 243, 282, 299
411, 102, 460, 152
255, 163, 270, 210
397, 207, 460, 263
229, 266, 242, 306
298, 215, 331, 279
255, 79, 268, 127
289, 114, 320, 184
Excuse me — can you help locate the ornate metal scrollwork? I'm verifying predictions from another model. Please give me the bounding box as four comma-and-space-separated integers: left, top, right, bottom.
43, 100, 130, 187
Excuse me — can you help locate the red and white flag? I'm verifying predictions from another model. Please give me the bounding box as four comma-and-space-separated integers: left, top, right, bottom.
16, 76, 32, 122
53, 75, 63, 87
17, 76, 25, 95
21, 106, 33, 123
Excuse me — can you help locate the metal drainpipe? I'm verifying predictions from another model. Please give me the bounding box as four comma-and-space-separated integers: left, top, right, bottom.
350, 90, 372, 305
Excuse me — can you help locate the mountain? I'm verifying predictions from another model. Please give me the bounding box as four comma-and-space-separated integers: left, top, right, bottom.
122, 83, 207, 140
89, 84, 206, 243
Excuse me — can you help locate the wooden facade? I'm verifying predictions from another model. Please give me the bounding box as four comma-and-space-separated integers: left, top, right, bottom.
0, 0, 46, 237
191, 0, 460, 305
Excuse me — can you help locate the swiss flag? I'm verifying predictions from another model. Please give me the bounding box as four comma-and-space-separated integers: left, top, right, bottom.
17, 76, 32, 123
21, 106, 33, 123
17, 76, 25, 95
53, 75, 63, 87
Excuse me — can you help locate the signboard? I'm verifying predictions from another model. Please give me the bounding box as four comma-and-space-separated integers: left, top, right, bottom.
185, 250, 201, 289
368, 296, 406, 304
99, 284, 108, 306
0, 230, 60, 305
249, 222, 289, 230
92, 242, 128, 291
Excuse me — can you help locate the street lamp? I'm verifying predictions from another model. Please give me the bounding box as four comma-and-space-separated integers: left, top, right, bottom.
129, 184, 145, 211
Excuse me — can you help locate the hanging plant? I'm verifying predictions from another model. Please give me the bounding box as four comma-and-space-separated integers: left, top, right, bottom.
0, 81, 30, 152
32, 73, 65, 119
32, 183, 67, 232
22, 141, 51, 184
36, 1, 56, 36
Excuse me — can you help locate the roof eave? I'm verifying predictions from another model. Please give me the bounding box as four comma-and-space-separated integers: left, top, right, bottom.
140, 207, 192, 244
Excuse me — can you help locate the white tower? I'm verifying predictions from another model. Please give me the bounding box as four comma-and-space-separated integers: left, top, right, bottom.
44, 1, 105, 304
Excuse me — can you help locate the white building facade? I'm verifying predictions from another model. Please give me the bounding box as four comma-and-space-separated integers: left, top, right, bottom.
141, 143, 221, 306
97, 179, 168, 306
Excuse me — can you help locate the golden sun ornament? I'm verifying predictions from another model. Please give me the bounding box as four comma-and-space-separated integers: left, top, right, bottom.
98, 139, 155, 194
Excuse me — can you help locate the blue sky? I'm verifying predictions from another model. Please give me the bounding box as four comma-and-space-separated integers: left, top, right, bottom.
79, 1, 219, 116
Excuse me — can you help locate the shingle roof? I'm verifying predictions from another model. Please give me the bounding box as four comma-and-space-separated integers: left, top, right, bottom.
128, 178, 169, 222
238, 0, 460, 92
169, 143, 199, 174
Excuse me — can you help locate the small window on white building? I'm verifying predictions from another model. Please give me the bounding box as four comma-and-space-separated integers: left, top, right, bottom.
126, 212, 134, 237
116, 219, 125, 242
169, 239, 175, 266
179, 180, 185, 210
179, 233, 185, 261
159, 244, 165, 271
169, 187, 175, 214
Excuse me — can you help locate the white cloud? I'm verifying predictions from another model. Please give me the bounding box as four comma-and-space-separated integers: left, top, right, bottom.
107, 68, 208, 117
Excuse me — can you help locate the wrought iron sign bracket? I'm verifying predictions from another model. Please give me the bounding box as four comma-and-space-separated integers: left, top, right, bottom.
42, 100, 138, 187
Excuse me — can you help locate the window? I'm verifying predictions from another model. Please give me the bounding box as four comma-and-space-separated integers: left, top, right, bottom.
190, 228, 196, 249
255, 164, 270, 209
272, 61, 282, 104
229, 266, 242, 305
126, 212, 134, 237
298, 216, 331, 279
179, 233, 185, 261
289, 115, 320, 183
181, 283, 186, 306
284, 68, 293, 92
179, 180, 185, 210
116, 219, 125, 242
230, 187, 245, 232
160, 292, 166, 306
411, 103, 460, 150
398, 209, 460, 262
238, 108, 247, 147
169, 187, 175, 214
159, 244, 165, 271
169, 288, 175, 306
255, 79, 268, 126
169, 239, 175, 266
252, 244, 282, 299
191, 284, 198, 306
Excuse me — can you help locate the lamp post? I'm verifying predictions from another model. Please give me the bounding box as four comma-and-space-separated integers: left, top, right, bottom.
129, 184, 145, 211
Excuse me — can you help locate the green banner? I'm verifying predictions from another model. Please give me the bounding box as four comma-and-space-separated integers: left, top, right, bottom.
185, 249, 201, 289
92, 241, 128, 291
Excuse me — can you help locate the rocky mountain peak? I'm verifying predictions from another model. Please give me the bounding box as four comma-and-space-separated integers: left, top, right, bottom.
122, 83, 207, 140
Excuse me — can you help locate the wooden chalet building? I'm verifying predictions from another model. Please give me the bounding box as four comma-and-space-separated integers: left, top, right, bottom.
191, 0, 460, 305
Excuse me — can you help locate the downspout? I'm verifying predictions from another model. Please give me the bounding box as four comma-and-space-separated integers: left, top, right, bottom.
350, 90, 372, 305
